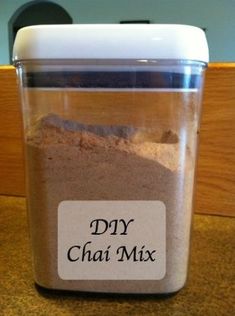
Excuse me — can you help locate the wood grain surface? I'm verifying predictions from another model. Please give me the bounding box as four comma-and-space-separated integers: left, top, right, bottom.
0, 66, 25, 196
195, 63, 235, 217
0, 64, 234, 216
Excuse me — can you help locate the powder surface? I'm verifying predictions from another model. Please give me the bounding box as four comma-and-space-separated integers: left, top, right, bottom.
26, 113, 194, 294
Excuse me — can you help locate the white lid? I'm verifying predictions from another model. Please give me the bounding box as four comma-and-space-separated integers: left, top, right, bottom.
13, 24, 209, 63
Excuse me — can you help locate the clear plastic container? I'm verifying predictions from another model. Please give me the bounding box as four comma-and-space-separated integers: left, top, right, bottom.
13, 24, 209, 294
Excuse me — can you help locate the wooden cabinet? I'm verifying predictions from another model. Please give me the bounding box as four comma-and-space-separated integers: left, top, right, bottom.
0, 64, 234, 216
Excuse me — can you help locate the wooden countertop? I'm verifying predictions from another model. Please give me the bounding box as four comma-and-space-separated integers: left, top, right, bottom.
0, 195, 234, 315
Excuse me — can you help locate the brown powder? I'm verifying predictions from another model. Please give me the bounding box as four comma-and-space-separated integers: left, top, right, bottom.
26, 113, 194, 294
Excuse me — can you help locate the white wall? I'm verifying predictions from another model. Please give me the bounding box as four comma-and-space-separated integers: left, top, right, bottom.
1, 0, 235, 64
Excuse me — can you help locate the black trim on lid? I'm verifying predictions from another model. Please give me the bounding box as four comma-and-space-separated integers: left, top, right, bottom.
23, 71, 201, 89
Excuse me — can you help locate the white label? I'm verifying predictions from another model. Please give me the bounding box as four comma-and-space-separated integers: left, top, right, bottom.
58, 201, 166, 280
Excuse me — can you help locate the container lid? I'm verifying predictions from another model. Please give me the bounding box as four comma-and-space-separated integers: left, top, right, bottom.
13, 24, 209, 63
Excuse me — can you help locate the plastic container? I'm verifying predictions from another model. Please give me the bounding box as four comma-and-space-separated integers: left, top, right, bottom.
13, 24, 209, 294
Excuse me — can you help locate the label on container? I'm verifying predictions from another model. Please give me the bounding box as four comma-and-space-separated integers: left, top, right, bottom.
58, 201, 166, 280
